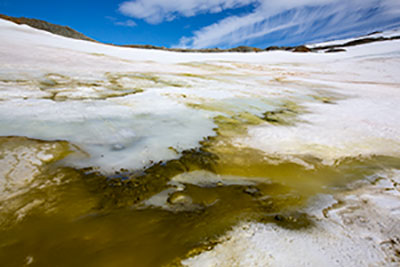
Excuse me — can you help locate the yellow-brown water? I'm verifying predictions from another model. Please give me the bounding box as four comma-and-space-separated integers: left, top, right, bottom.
0, 90, 398, 267
1, 134, 400, 267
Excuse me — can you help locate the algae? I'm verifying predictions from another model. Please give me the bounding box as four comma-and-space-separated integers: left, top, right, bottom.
179, 73, 208, 79
106, 72, 186, 89
261, 105, 299, 125
37, 72, 146, 101
1, 141, 398, 267
179, 62, 234, 72
1, 102, 400, 267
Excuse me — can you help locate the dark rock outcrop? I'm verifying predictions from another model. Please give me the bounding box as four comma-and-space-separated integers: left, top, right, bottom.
265, 46, 294, 51
265, 45, 312, 52
265, 46, 281, 51
313, 35, 400, 51
293, 45, 311, 53
228, 46, 262, 52
325, 48, 347, 53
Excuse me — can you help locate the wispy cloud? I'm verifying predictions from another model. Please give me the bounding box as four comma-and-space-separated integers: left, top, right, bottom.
119, 0, 256, 24
115, 19, 137, 27
106, 16, 137, 28
118, 0, 400, 48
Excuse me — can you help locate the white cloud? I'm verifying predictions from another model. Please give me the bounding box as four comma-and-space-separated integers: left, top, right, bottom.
118, 0, 400, 48
176, 0, 400, 48
106, 16, 137, 28
115, 19, 137, 27
119, 0, 257, 24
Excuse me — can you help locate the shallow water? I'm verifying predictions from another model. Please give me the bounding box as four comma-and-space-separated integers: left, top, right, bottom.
1, 135, 399, 267
1, 76, 400, 266
1, 75, 400, 266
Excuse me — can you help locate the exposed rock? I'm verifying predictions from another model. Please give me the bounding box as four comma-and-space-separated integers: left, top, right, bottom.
325, 48, 347, 53
293, 45, 311, 53
265, 46, 294, 51
228, 46, 262, 52
313, 35, 400, 51
343, 37, 385, 47
367, 31, 382, 36
265, 46, 281, 51
123, 44, 262, 53
123, 44, 163, 50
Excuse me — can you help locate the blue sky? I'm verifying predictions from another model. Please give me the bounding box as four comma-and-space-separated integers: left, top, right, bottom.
1, 0, 400, 48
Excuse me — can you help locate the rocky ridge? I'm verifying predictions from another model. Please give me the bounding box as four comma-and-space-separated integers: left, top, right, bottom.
0, 14, 96, 42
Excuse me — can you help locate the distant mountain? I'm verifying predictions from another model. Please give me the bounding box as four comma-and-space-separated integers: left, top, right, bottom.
0, 14, 96, 42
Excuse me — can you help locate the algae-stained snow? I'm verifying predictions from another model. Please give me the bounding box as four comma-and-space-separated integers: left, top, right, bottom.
0, 18, 400, 266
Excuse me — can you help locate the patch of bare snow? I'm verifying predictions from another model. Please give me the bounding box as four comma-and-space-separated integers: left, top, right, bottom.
184, 170, 400, 267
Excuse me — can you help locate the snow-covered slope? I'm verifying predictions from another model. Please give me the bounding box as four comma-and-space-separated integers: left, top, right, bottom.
1, 18, 400, 266
307, 28, 400, 48
1, 18, 399, 171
